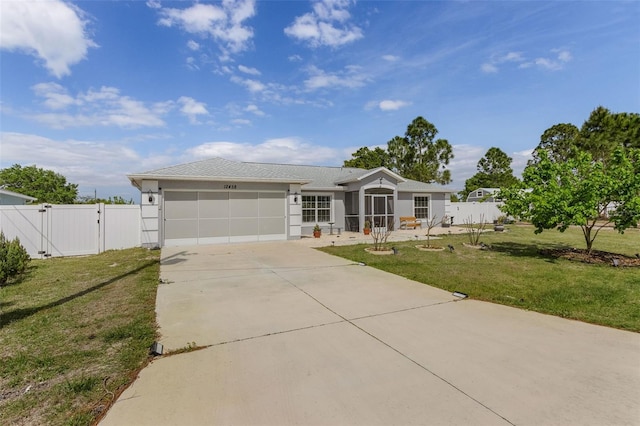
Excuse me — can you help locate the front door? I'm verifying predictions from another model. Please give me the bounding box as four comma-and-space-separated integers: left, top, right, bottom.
365, 193, 394, 230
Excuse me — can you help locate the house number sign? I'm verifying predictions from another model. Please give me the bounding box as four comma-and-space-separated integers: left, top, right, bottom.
224, 184, 237, 189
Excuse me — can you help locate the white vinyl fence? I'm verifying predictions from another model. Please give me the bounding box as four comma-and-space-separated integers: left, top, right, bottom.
0, 204, 140, 258
449, 202, 504, 225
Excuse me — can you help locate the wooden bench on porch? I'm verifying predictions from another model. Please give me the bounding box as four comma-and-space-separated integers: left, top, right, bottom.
399, 216, 421, 229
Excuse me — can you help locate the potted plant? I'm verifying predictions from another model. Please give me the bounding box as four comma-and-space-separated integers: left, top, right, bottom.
363, 220, 371, 235
313, 224, 322, 238
494, 215, 506, 232
441, 215, 451, 228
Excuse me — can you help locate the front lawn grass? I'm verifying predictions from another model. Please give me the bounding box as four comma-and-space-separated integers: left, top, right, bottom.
319, 225, 640, 332
0, 248, 160, 425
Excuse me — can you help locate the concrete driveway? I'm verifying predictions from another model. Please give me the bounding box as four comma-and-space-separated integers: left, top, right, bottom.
101, 241, 640, 425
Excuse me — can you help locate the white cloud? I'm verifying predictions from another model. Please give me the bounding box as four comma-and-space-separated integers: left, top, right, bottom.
382, 55, 399, 62
378, 100, 410, 111
502, 52, 524, 62
177, 96, 209, 124
511, 149, 533, 177
304, 65, 369, 91
154, 0, 256, 57
238, 65, 261, 75
32, 82, 78, 110
187, 40, 200, 51
556, 50, 572, 62
483, 49, 572, 73
245, 104, 265, 116
232, 118, 251, 126
448, 144, 486, 186
481, 51, 525, 73
186, 56, 199, 70
146, 1, 161, 10
186, 137, 340, 165
284, 0, 363, 48
0, 131, 140, 188
28, 83, 169, 129
480, 63, 498, 73
288, 54, 303, 62
532, 50, 573, 71
445, 145, 533, 190
230, 76, 266, 93
0, 0, 97, 78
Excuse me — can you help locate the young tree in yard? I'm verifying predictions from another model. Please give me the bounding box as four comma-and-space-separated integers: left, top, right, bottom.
423, 215, 440, 248
500, 148, 640, 254
462, 147, 519, 198
0, 164, 78, 204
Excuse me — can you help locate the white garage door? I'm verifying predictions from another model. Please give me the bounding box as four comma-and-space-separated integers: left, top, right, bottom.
163, 191, 286, 246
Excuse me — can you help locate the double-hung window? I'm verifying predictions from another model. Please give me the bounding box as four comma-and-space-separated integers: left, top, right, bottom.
414, 196, 430, 219
302, 195, 331, 223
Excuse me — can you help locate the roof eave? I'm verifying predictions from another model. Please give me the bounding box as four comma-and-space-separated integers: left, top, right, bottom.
397, 188, 452, 193
301, 186, 345, 192
127, 174, 311, 186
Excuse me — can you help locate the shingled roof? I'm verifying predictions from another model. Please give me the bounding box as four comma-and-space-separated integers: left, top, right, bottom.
128, 157, 451, 193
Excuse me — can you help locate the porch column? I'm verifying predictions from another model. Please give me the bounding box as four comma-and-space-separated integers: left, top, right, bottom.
358, 187, 365, 232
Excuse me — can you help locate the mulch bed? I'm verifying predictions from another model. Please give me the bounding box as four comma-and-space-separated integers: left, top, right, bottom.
540, 248, 640, 267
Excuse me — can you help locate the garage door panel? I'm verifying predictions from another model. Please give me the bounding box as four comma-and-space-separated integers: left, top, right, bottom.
259, 192, 285, 216
199, 193, 229, 218
165, 192, 197, 219
165, 219, 198, 239
260, 217, 285, 235
230, 192, 259, 217
199, 218, 229, 238
229, 218, 259, 237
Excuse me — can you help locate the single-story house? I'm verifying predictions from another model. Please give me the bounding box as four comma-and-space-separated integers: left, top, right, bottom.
127, 158, 452, 247
466, 187, 501, 202
0, 188, 37, 205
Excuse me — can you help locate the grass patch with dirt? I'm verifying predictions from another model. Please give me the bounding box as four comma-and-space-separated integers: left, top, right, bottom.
319, 225, 640, 332
0, 248, 160, 425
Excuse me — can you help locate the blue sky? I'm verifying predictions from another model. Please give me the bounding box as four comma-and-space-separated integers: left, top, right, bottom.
1, 0, 639, 202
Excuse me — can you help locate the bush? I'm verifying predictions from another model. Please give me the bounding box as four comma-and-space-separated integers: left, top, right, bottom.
0, 231, 30, 285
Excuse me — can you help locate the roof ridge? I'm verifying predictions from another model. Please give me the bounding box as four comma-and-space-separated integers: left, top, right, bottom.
241, 161, 363, 171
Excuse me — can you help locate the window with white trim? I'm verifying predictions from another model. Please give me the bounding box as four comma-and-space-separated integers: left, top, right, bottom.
414, 196, 430, 219
302, 195, 331, 223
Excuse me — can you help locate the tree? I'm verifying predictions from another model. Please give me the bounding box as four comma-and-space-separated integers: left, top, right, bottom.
342, 116, 454, 185
531, 123, 579, 164
500, 148, 640, 254
533, 107, 640, 167
386, 135, 414, 176
461, 147, 519, 199
400, 116, 453, 184
343, 147, 391, 169
76, 195, 134, 205
0, 164, 78, 204
577, 106, 640, 164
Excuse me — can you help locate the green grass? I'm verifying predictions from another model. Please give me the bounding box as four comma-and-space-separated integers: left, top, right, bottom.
0, 248, 160, 425
319, 225, 640, 332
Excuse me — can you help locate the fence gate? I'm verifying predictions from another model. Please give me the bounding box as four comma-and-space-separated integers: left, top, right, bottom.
46, 204, 100, 257
1, 204, 100, 258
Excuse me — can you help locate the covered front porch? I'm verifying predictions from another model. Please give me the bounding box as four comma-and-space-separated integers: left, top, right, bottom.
345, 186, 396, 232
